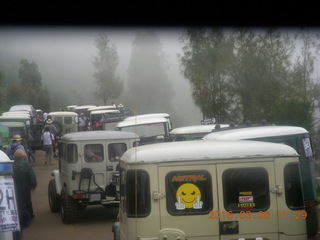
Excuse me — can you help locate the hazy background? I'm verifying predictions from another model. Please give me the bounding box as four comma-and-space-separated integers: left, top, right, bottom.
0, 26, 203, 127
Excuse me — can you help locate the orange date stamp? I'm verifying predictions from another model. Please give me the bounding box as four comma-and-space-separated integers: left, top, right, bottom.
208, 210, 307, 220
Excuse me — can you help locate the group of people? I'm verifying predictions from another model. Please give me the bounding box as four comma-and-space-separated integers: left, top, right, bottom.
3, 116, 59, 232
5, 134, 37, 231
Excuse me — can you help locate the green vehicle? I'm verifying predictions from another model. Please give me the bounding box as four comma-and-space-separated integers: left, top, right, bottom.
0, 122, 28, 153
0, 115, 42, 152
203, 125, 319, 238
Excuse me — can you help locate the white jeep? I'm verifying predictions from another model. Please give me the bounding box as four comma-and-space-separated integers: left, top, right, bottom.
48, 130, 139, 224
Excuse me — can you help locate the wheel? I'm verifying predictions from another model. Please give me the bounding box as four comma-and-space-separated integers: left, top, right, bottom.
60, 187, 78, 224
48, 179, 61, 212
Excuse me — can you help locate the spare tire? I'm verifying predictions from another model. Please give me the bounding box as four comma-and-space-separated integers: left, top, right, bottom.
52, 121, 63, 136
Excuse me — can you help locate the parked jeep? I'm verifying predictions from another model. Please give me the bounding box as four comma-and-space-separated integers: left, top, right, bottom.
48, 130, 139, 224
47, 111, 79, 137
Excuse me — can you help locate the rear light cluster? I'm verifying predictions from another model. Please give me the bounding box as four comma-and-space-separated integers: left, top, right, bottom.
304, 200, 318, 207
72, 193, 86, 199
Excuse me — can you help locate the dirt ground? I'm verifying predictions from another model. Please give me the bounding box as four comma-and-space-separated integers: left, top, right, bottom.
21, 151, 118, 240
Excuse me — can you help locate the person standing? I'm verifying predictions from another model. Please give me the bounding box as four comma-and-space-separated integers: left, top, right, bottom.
13, 149, 37, 222
6, 134, 26, 160
41, 126, 54, 165
78, 113, 88, 131
44, 119, 58, 157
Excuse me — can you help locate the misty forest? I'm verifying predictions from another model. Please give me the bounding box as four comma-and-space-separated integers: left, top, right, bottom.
1, 27, 320, 138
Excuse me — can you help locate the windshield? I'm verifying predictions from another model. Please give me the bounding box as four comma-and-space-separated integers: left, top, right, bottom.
120, 123, 165, 138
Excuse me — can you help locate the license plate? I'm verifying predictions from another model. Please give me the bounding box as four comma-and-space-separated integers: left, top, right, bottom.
89, 193, 101, 202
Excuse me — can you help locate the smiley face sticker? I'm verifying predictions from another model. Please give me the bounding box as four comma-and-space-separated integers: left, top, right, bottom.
175, 183, 203, 210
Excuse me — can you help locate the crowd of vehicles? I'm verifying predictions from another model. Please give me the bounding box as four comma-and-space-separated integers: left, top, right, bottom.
0, 103, 319, 239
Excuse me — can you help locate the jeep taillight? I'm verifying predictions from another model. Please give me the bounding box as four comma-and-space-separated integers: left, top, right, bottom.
72, 193, 86, 199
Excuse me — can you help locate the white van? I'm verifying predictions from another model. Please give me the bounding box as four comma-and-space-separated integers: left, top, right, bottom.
113, 140, 308, 240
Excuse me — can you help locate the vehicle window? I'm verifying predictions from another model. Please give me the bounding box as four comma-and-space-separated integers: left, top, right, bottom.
223, 167, 270, 212
84, 144, 104, 162
67, 144, 77, 163
121, 123, 165, 138
64, 117, 73, 124
108, 143, 127, 161
54, 116, 63, 123
284, 163, 304, 209
166, 170, 212, 216
126, 169, 150, 217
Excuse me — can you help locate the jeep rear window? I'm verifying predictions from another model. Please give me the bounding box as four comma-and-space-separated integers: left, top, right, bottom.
54, 117, 63, 123
84, 144, 104, 162
166, 170, 212, 216
64, 117, 73, 124
108, 143, 127, 161
126, 169, 150, 217
284, 163, 304, 209
223, 167, 270, 212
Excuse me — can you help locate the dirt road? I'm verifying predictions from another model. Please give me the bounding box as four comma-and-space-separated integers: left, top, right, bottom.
21, 151, 118, 240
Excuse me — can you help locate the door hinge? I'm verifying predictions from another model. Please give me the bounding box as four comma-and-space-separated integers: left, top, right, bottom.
153, 191, 165, 200
270, 185, 283, 195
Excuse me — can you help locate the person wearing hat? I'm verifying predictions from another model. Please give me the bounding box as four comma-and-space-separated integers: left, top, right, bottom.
44, 118, 58, 157
6, 134, 27, 160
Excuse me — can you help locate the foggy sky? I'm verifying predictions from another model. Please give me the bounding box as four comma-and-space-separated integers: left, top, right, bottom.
0, 26, 203, 127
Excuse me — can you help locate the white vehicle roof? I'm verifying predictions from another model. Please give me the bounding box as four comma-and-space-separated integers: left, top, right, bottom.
203, 125, 308, 140
9, 104, 34, 111
170, 124, 230, 134
0, 115, 30, 120
121, 140, 298, 164
0, 149, 11, 163
90, 109, 120, 115
87, 105, 115, 112
124, 113, 170, 121
61, 130, 139, 141
74, 105, 97, 110
116, 117, 168, 128
66, 105, 78, 108
2, 111, 31, 116
48, 111, 79, 117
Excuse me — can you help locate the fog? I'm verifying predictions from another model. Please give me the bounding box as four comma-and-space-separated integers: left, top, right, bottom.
0, 26, 203, 127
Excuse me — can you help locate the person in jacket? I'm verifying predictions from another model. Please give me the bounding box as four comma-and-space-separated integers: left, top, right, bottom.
13, 149, 37, 222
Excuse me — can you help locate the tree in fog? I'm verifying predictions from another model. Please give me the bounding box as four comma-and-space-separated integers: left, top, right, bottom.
179, 27, 319, 128
125, 30, 175, 114
93, 33, 123, 105
6, 59, 50, 110
178, 28, 233, 122
229, 29, 296, 123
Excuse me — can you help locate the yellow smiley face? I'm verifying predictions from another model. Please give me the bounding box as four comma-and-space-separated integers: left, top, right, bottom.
176, 183, 201, 208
